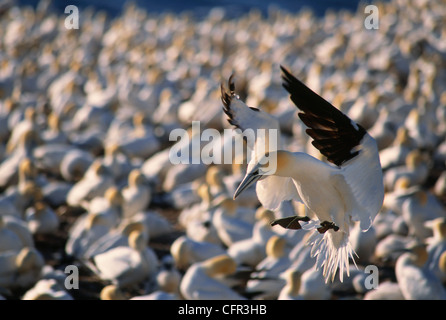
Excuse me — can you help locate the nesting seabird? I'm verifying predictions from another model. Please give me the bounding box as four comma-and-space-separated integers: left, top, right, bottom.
221, 66, 385, 282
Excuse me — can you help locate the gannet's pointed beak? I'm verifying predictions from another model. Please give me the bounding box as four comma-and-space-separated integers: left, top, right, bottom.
233, 166, 263, 200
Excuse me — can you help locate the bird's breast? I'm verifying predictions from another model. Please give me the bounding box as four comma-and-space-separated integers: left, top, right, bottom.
291, 176, 345, 222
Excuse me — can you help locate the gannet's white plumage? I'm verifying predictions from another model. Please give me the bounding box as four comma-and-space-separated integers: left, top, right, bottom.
221, 66, 385, 282
395, 242, 446, 300
179, 254, 247, 300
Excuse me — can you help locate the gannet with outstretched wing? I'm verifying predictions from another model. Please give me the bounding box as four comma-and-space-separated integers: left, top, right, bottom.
221, 66, 384, 282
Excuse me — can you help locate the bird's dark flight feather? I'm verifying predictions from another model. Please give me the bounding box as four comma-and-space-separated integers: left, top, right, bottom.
280, 65, 366, 167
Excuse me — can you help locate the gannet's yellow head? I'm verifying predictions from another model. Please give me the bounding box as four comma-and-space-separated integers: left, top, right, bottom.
202, 254, 237, 277
32, 293, 58, 300
425, 217, 446, 239
48, 112, 61, 131
266, 235, 286, 259
19, 157, 37, 180
157, 269, 181, 294
105, 186, 123, 206
105, 143, 121, 157
121, 221, 146, 237
197, 184, 212, 203
128, 230, 146, 252
128, 169, 145, 186
170, 236, 189, 270
280, 269, 301, 296
90, 160, 107, 176
255, 207, 274, 222
15, 247, 44, 273
100, 285, 127, 300
234, 150, 291, 199
206, 166, 224, 187
406, 242, 429, 267
213, 196, 237, 215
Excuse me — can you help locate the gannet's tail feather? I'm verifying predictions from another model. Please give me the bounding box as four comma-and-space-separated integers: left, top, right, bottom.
307, 229, 357, 283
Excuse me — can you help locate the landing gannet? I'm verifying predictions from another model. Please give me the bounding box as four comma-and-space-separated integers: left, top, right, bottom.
221, 66, 384, 282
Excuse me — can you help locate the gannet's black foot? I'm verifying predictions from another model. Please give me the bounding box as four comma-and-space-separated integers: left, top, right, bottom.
317, 221, 339, 233
271, 216, 310, 230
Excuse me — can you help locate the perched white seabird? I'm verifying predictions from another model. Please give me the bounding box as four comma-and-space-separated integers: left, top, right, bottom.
59, 148, 94, 182
395, 242, 446, 300
221, 66, 384, 282
0, 129, 39, 189
0, 215, 34, 249
83, 221, 146, 259
170, 235, 226, 270
92, 230, 159, 288
212, 197, 253, 247
179, 254, 247, 300
6, 107, 38, 154
227, 207, 277, 268
277, 268, 303, 300
0, 246, 44, 289
298, 266, 331, 300
25, 201, 59, 235
65, 212, 114, 259
121, 169, 151, 218
425, 218, 446, 283
66, 160, 114, 207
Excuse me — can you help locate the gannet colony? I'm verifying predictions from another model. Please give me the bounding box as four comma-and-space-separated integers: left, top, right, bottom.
0, 0, 446, 300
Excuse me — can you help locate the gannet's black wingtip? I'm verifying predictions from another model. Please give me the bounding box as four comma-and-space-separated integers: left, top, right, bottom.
280, 65, 293, 80
279, 64, 288, 73
280, 64, 302, 96
280, 65, 367, 167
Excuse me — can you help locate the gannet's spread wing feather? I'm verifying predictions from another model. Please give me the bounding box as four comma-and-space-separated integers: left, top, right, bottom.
221, 75, 281, 145
339, 134, 384, 230
221, 75, 264, 133
280, 65, 367, 167
221, 74, 282, 159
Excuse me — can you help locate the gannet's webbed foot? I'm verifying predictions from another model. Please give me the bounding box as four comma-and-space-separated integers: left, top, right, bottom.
317, 221, 339, 233
271, 216, 310, 230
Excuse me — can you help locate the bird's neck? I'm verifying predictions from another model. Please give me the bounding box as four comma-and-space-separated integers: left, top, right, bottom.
273, 151, 331, 178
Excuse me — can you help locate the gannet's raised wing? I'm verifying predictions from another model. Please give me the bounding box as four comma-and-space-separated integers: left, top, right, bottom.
280, 65, 384, 230
281, 65, 367, 167
221, 74, 282, 151
221, 75, 301, 209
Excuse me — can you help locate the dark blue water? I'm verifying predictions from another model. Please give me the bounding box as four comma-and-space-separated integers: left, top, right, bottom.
17, 0, 366, 18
